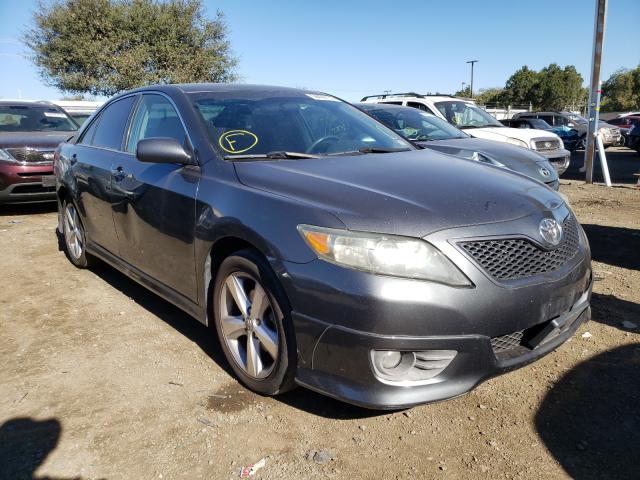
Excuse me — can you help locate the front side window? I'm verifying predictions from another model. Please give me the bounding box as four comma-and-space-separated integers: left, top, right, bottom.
192, 93, 412, 157
407, 102, 436, 115
529, 119, 552, 129
434, 101, 503, 129
0, 104, 78, 132
127, 95, 188, 153
368, 108, 467, 141
90, 96, 137, 150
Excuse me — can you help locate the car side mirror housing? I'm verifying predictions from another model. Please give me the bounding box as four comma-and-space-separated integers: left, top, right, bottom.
136, 137, 194, 165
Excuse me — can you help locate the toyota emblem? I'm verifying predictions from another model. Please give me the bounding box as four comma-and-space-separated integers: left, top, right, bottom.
539, 167, 551, 177
539, 218, 563, 246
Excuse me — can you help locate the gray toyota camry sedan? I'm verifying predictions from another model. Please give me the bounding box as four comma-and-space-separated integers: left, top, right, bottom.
55, 84, 592, 409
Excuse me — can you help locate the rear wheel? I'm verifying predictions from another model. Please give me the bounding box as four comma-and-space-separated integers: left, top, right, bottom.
213, 250, 296, 395
62, 199, 95, 268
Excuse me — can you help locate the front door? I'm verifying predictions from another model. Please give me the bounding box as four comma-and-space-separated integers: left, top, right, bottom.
111, 94, 199, 300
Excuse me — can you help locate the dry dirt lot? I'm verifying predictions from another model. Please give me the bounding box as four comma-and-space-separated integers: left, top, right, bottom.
1, 149, 639, 480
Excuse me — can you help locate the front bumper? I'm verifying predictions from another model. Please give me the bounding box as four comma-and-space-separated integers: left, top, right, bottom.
280, 209, 592, 409
536, 148, 571, 175
0, 163, 56, 204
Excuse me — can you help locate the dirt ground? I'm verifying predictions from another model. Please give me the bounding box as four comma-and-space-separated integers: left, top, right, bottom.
1, 148, 639, 480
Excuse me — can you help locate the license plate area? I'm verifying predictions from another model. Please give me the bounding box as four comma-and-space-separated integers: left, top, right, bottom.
41, 175, 56, 187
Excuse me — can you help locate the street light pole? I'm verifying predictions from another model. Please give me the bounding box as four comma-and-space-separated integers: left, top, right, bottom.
466, 60, 478, 98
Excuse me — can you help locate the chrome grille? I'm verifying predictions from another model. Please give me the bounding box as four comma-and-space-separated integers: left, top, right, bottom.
533, 139, 560, 151
5, 148, 55, 164
459, 214, 580, 281
490, 330, 524, 353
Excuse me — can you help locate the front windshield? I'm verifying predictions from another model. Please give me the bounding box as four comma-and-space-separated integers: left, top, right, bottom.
529, 119, 552, 129
0, 105, 78, 132
434, 101, 503, 129
567, 114, 588, 124
191, 93, 412, 157
367, 108, 468, 141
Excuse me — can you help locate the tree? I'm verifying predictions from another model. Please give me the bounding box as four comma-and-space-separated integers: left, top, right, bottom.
503, 66, 539, 106
474, 87, 505, 106
24, 0, 237, 96
536, 64, 585, 111
453, 86, 472, 98
601, 66, 640, 111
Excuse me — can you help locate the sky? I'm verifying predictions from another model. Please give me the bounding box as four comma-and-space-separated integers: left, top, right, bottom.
0, 0, 638, 102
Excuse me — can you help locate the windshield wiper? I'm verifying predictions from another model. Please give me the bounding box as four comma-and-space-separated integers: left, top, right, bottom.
224, 151, 319, 161
357, 147, 412, 153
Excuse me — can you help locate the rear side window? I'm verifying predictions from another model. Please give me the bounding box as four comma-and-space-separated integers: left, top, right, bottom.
407, 102, 436, 115
90, 96, 137, 150
126, 94, 188, 153
538, 115, 554, 125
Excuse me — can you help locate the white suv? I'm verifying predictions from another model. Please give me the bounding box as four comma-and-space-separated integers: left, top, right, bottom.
361, 93, 571, 173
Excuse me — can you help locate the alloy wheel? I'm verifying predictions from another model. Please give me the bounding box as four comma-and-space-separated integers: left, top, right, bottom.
64, 203, 84, 260
218, 272, 279, 379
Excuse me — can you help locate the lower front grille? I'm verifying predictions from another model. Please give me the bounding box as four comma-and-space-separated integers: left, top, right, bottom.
5, 148, 55, 164
491, 330, 524, 353
459, 214, 580, 281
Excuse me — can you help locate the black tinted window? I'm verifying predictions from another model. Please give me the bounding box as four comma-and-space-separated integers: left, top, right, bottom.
79, 117, 100, 144
407, 102, 436, 115
91, 96, 136, 150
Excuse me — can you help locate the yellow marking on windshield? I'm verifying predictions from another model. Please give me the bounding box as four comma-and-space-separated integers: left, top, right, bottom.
218, 130, 259, 154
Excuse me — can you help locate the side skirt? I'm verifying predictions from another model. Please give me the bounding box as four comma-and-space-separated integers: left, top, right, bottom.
87, 243, 207, 325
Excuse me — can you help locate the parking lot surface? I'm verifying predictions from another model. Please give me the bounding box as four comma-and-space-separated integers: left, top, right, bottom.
1, 149, 639, 480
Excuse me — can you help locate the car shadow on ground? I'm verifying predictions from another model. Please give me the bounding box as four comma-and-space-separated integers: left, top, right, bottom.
85, 259, 382, 420
583, 224, 640, 271
0, 416, 84, 480
590, 292, 640, 332
563, 148, 639, 185
0, 202, 57, 217
535, 343, 640, 479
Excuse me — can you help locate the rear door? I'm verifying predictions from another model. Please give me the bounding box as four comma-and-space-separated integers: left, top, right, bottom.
71, 96, 137, 254
111, 93, 199, 300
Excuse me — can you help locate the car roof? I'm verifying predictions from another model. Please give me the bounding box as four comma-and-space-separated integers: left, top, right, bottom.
0, 100, 59, 108
120, 83, 328, 98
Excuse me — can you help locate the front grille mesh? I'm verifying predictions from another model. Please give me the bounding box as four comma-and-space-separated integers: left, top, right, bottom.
490, 330, 524, 353
534, 139, 560, 151
459, 214, 580, 281
5, 148, 54, 164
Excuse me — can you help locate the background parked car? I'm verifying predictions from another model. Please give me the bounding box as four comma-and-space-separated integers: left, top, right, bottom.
358, 103, 562, 186
0, 100, 78, 204
513, 111, 622, 149
50, 100, 102, 126
500, 117, 581, 152
361, 93, 571, 174
605, 115, 640, 147
626, 122, 640, 154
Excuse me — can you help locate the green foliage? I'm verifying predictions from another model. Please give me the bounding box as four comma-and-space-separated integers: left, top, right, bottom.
501, 64, 586, 110
453, 86, 472, 97
474, 87, 505, 106
601, 66, 640, 112
24, 0, 237, 96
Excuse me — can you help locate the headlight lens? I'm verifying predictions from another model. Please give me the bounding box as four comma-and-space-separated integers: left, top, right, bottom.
0, 149, 16, 162
506, 137, 529, 148
297, 225, 471, 286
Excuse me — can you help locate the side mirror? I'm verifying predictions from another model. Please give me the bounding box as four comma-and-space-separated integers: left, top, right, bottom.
136, 137, 193, 165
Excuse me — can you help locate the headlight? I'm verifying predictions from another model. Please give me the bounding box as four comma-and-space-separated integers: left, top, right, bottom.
297, 225, 471, 286
0, 149, 16, 162
505, 137, 529, 148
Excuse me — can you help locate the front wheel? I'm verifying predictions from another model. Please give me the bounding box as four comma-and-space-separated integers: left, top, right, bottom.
213, 250, 296, 395
62, 199, 95, 268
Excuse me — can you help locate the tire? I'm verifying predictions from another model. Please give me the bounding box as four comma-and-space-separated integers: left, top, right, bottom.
62, 198, 95, 268
213, 249, 296, 395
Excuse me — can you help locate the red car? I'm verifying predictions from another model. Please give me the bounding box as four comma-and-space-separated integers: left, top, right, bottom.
0, 101, 78, 204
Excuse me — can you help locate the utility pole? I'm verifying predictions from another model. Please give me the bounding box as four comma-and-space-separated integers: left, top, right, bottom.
466, 60, 478, 98
461, 82, 466, 94
584, 0, 608, 184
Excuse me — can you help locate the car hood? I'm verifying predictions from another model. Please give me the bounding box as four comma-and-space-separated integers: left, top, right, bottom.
418, 138, 558, 184
234, 150, 564, 238
0, 131, 76, 149
464, 126, 559, 144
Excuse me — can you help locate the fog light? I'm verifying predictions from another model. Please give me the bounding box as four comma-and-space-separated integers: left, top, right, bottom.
371, 349, 457, 385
